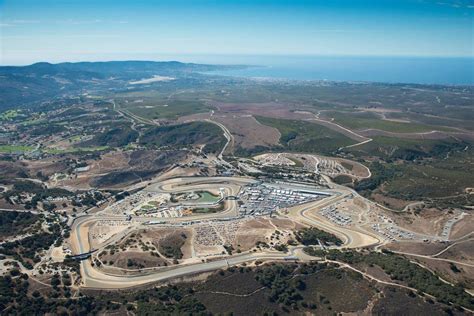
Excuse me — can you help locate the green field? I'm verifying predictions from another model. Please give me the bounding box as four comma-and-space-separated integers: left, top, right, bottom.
42, 146, 109, 154
0, 145, 34, 153
0, 109, 21, 121
255, 116, 355, 155
21, 118, 46, 126
140, 204, 155, 211
122, 99, 214, 120
195, 191, 220, 203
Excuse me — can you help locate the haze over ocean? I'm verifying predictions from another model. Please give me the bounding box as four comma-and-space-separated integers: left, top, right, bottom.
202, 55, 474, 85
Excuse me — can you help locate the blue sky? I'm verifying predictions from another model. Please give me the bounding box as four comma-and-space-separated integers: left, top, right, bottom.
0, 0, 473, 65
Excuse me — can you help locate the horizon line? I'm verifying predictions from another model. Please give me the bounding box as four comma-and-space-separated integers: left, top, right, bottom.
2, 53, 474, 67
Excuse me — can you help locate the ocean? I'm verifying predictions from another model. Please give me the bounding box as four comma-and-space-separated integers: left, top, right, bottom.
203, 55, 474, 85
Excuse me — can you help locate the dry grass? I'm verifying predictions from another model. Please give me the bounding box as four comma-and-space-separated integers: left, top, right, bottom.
449, 213, 474, 240
214, 114, 280, 149
390, 207, 455, 236
102, 251, 168, 269
385, 241, 447, 256
438, 239, 474, 264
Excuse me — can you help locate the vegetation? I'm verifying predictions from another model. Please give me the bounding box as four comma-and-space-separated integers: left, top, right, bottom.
255, 264, 305, 307
354, 147, 474, 205
295, 227, 342, 246
140, 121, 226, 154
313, 249, 474, 310
159, 233, 187, 259
326, 110, 455, 133
3, 180, 74, 209
256, 116, 354, 155
0, 211, 40, 238
42, 146, 109, 154
0, 224, 62, 269
123, 99, 214, 120
0, 145, 33, 154
0, 109, 21, 121
29, 124, 66, 137
80, 126, 138, 147
347, 136, 469, 162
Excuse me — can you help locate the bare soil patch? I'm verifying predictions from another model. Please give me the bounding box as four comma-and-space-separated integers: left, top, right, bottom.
213, 114, 280, 149
449, 213, 474, 240
390, 207, 453, 236
0, 161, 29, 180
371, 193, 413, 210
270, 218, 304, 230
385, 241, 447, 256
437, 239, 474, 264
234, 218, 275, 251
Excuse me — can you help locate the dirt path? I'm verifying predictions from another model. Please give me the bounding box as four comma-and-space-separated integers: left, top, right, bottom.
391, 250, 474, 268
324, 258, 474, 314
305, 112, 373, 149
195, 287, 266, 298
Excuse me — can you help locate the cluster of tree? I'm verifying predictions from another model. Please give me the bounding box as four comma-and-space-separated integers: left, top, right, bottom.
10, 180, 45, 195
255, 264, 304, 308
81, 126, 138, 147
354, 162, 399, 193
0, 272, 108, 315
159, 233, 186, 259
254, 262, 331, 311
71, 191, 104, 208
0, 211, 39, 238
295, 227, 342, 246
390, 141, 468, 162
4, 180, 74, 209
135, 286, 207, 315
0, 264, 209, 314
139, 122, 225, 154
281, 131, 298, 144
202, 138, 227, 155
0, 223, 62, 269
234, 145, 270, 157
274, 244, 288, 252
29, 124, 66, 137
114, 191, 130, 201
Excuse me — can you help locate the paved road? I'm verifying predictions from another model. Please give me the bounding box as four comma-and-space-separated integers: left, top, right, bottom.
81, 250, 300, 289
287, 192, 383, 248
205, 118, 234, 160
